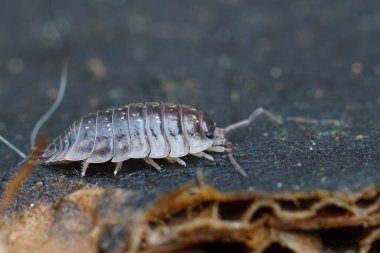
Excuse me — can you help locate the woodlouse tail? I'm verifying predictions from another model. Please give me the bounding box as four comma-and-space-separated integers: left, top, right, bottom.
30, 59, 68, 147
0, 135, 27, 159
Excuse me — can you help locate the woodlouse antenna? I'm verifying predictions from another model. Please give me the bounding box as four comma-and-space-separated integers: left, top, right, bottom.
222, 107, 282, 135
220, 107, 282, 177
226, 142, 248, 177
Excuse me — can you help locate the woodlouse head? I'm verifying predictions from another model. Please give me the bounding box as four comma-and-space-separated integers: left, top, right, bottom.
212, 127, 226, 145
200, 112, 216, 140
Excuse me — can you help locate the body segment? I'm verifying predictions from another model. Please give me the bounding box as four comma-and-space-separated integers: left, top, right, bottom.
145, 102, 170, 158
163, 103, 189, 157
111, 107, 130, 162
128, 103, 150, 158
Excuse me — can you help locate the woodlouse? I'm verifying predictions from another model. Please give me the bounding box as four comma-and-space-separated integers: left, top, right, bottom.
41, 102, 282, 177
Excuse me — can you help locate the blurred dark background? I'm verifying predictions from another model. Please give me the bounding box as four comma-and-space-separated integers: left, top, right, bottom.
0, 0, 379, 196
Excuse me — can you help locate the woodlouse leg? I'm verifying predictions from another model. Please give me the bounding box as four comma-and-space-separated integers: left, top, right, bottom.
191, 152, 214, 161
207, 146, 225, 152
226, 142, 247, 177
222, 107, 282, 134
166, 157, 186, 166
144, 158, 162, 172
81, 161, 90, 177
114, 162, 123, 176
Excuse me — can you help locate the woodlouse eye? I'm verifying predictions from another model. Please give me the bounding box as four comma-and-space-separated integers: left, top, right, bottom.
205, 132, 214, 139
201, 113, 215, 139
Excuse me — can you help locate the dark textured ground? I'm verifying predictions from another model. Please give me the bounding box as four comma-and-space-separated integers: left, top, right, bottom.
0, 0, 379, 205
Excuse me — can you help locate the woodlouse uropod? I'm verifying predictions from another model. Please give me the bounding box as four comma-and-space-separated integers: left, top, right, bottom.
41, 102, 282, 177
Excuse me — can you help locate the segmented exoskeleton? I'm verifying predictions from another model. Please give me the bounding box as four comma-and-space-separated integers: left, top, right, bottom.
41, 102, 282, 177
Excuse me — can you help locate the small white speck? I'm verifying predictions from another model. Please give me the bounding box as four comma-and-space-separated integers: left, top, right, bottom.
247, 186, 255, 191
270, 66, 283, 78
88, 120, 92, 123
121, 116, 125, 120
309, 147, 314, 151
7, 57, 24, 74
85, 126, 90, 129
30, 203, 35, 207
64, 140, 68, 143
218, 55, 232, 69
351, 62, 363, 74
374, 64, 380, 75
106, 110, 110, 113
108, 128, 112, 131
106, 123, 111, 127
297, 162, 302, 167
277, 182, 283, 188
0, 122, 6, 131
